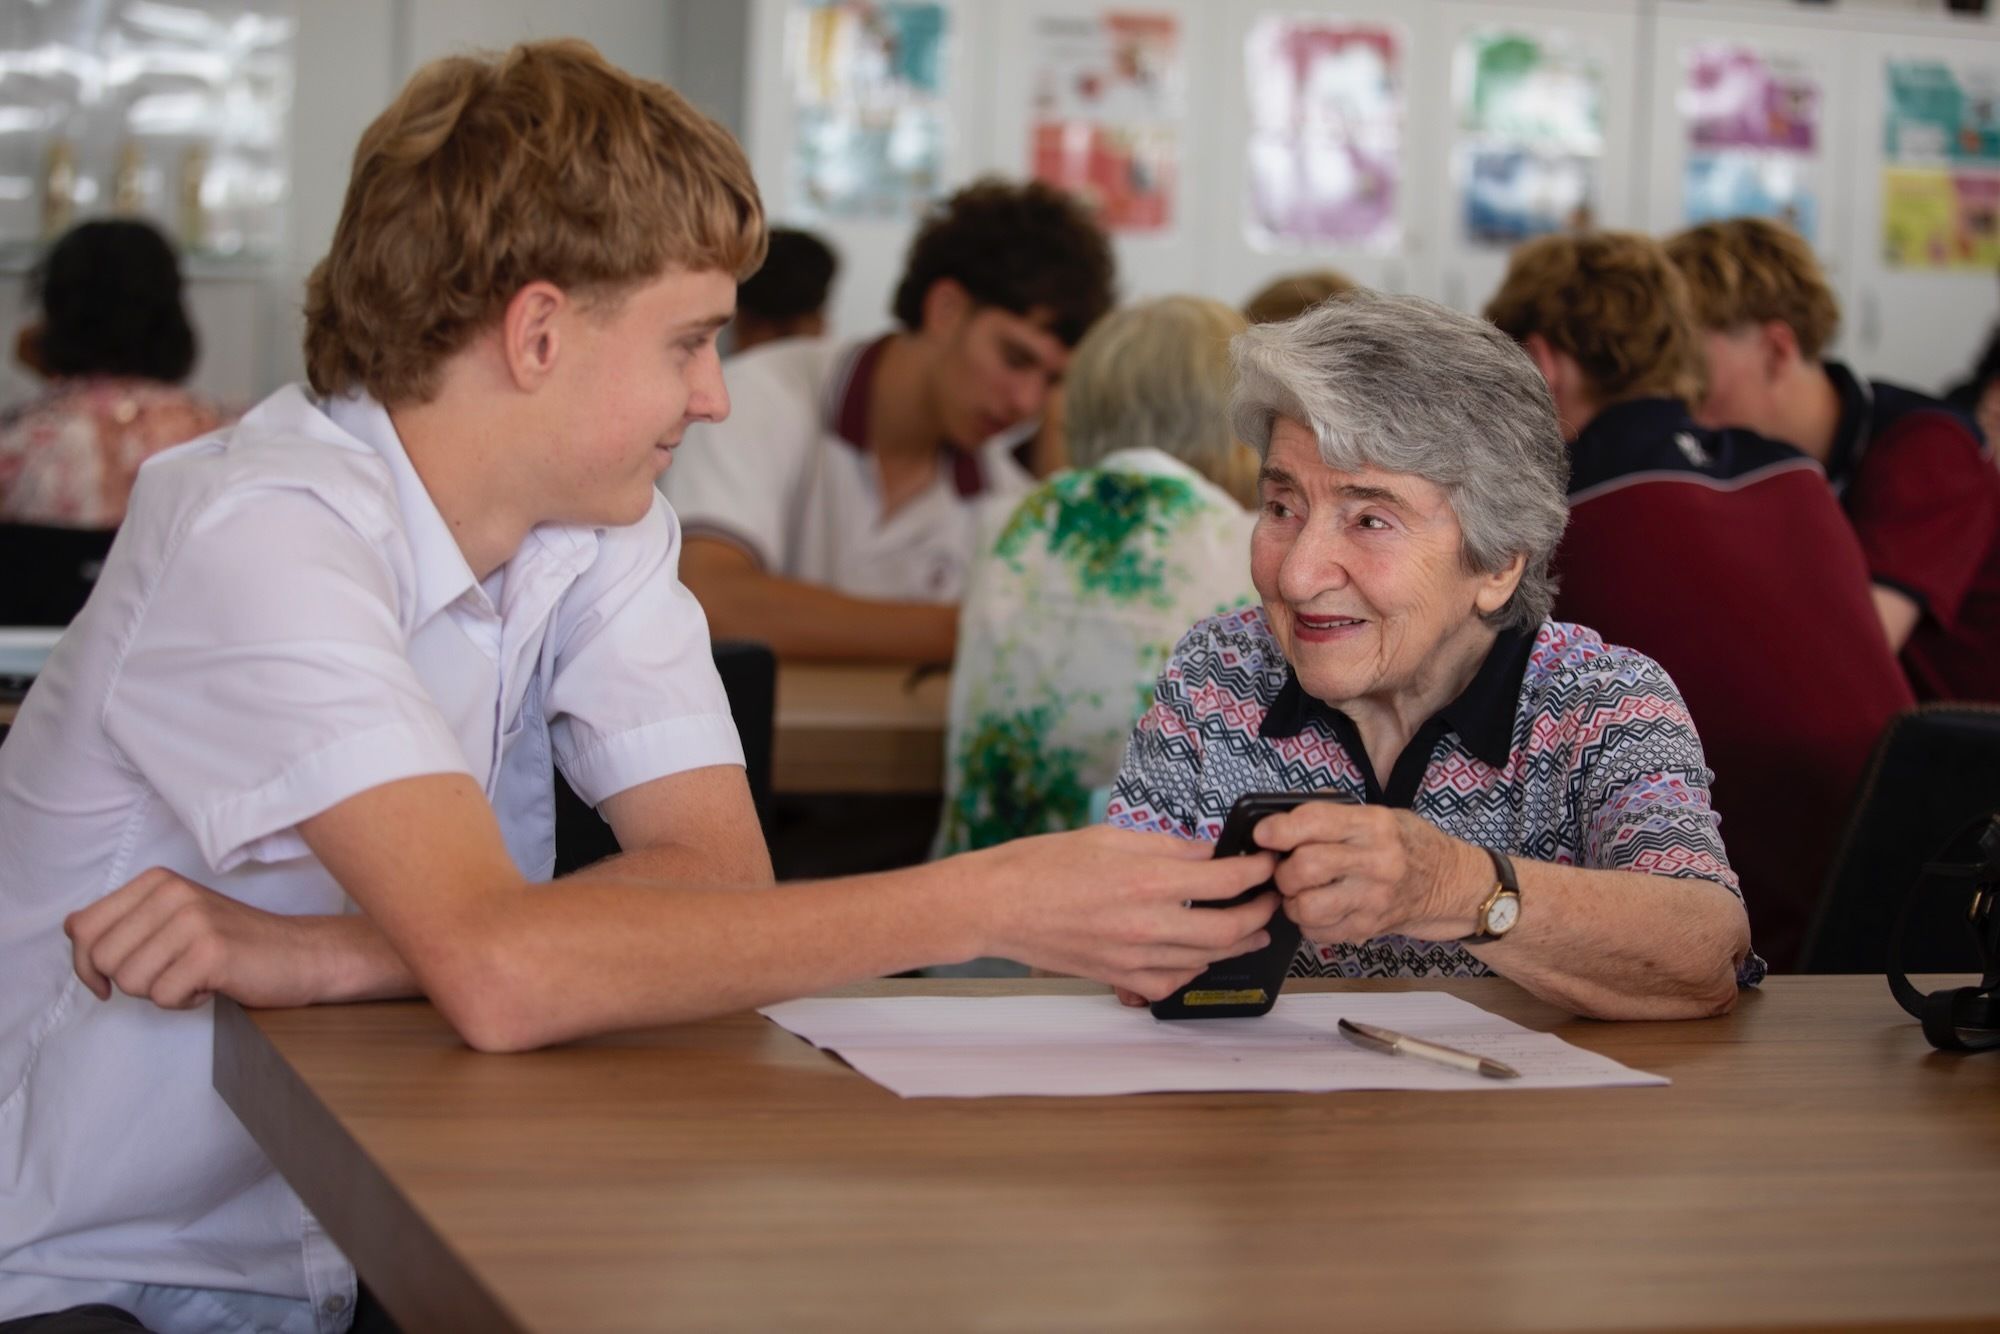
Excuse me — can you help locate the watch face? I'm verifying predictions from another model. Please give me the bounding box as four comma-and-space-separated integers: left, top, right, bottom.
1486, 893, 1521, 935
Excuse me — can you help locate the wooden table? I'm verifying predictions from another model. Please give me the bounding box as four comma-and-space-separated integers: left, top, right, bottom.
214, 976, 2000, 1332
771, 662, 949, 795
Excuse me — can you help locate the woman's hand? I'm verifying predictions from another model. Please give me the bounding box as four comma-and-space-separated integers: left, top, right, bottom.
1250, 801, 1488, 945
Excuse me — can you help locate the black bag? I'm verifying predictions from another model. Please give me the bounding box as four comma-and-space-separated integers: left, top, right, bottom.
1888, 812, 2000, 1052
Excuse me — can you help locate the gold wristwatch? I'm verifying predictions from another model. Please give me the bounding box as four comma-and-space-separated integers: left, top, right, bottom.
1460, 847, 1521, 944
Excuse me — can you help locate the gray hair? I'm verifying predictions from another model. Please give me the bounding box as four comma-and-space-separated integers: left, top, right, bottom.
1066, 295, 1257, 506
1228, 289, 1569, 631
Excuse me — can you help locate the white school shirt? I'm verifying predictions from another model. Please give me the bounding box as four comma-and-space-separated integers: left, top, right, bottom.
660, 334, 1035, 603
0, 385, 743, 1334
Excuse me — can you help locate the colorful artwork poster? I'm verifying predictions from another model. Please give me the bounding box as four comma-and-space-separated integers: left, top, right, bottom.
1676, 44, 1819, 242
788, 1, 949, 219
1684, 152, 1818, 243
1884, 59, 2000, 168
1029, 11, 1180, 232
1243, 19, 1401, 251
1681, 45, 1819, 152
1452, 30, 1602, 246
1882, 167, 2000, 270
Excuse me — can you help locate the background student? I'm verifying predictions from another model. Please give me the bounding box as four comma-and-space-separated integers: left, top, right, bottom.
1667, 218, 2000, 702
728, 226, 838, 354
1484, 230, 1913, 970
662, 179, 1117, 663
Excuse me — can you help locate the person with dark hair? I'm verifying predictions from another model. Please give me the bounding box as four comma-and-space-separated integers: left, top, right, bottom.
730, 227, 838, 353
0, 219, 225, 527
663, 177, 1117, 662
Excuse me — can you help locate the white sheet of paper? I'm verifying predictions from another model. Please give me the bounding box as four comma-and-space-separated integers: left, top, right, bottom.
759, 991, 1667, 1098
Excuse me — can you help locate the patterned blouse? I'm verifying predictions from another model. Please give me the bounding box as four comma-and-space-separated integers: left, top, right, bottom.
1107, 607, 1766, 985
0, 377, 226, 528
936, 448, 1256, 855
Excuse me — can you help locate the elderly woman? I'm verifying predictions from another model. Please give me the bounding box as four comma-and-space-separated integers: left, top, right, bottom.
937, 296, 1258, 855
1107, 291, 1761, 1020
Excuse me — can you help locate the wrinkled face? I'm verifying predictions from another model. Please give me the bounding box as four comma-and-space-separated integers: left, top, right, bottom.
1250, 417, 1510, 710
933, 305, 1070, 450
1693, 325, 1781, 436
546, 266, 734, 527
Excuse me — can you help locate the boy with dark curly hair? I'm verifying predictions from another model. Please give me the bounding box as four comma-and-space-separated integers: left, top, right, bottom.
664, 178, 1117, 662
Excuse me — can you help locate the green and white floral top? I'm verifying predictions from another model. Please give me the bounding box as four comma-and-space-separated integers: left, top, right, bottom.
935, 448, 1257, 855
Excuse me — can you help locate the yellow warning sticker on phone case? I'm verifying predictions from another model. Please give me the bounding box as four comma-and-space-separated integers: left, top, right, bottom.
1183, 988, 1268, 1007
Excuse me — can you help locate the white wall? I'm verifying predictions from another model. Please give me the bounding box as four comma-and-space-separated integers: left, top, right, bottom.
12, 0, 2000, 409
742, 0, 2000, 395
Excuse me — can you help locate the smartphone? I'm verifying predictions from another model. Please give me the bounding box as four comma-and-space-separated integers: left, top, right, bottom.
1149, 791, 1323, 1021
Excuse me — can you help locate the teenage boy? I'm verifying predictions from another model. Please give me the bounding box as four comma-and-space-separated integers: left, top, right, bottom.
661, 179, 1116, 662
0, 44, 1274, 1334
1485, 232, 1913, 971
1667, 217, 2000, 701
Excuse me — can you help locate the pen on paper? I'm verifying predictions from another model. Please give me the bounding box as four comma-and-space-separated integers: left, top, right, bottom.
1336, 1017, 1521, 1080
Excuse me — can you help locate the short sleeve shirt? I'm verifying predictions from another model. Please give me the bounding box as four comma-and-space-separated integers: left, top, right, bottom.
936, 449, 1256, 854
1824, 362, 2000, 702
661, 335, 1034, 602
0, 385, 743, 1333
1554, 396, 1912, 971
1107, 608, 1764, 985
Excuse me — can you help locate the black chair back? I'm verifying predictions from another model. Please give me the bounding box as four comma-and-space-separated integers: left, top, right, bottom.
1800, 704, 2000, 973
552, 639, 777, 875
0, 522, 116, 626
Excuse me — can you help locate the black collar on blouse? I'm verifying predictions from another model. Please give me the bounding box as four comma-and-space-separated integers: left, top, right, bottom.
1257, 624, 1534, 807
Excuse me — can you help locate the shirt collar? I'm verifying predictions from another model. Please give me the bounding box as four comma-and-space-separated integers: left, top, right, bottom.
320, 391, 481, 628
1571, 397, 1694, 458
1258, 622, 1534, 771
825, 334, 991, 499
1822, 360, 1873, 490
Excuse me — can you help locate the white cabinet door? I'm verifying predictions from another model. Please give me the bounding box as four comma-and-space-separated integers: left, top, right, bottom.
1423, 0, 1641, 318
983, 0, 1213, 306
744, 0, 998, 342
1199, 0, 1443, 306
1643, 2, 1854, 277
1839, 11, 2000, 393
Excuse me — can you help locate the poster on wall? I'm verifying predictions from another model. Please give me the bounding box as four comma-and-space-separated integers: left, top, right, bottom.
1243, 18, 1401, 251
1677, 44, 1821, 243
788, 1, 950, 220
1451, 29, 1603, 246
1028, 10, 1180, 233
1881, 58, 2000, 270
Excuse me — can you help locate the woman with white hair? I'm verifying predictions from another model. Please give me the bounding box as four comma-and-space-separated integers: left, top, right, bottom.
937, 296, 1257, 855
1108, 290, 1761, 1019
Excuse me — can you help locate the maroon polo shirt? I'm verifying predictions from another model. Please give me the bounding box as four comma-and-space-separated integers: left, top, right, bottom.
1823, 362, 2000, 702
1553, 398, 1914, 971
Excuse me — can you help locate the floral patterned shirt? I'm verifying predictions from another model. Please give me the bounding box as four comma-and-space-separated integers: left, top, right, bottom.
0, 377, 226, 528
1107, 607, 1766, 985
936, 449, 1256, 854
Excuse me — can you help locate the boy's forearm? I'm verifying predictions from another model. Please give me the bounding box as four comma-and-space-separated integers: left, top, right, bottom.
295, 913, 422, 1002
440, 861, 989, 1051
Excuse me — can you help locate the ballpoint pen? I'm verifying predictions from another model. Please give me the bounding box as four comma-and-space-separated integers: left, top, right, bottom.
1337, 1017, 1522, 1080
